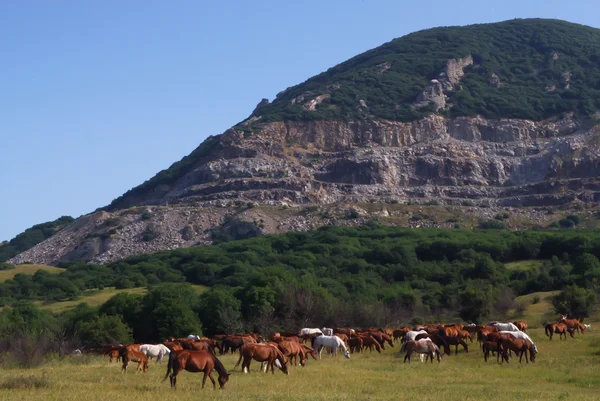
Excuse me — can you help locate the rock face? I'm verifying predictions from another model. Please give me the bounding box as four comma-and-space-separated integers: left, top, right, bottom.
10, 112, 600, 266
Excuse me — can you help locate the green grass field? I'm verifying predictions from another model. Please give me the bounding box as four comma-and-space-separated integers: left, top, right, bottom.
504, 260, 544, 271
35, 285, 209, 313
0, 264, 64, 282
0, 327, 598, 401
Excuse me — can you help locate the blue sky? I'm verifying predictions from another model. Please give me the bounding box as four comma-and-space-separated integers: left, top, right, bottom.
1, 0, 599, 241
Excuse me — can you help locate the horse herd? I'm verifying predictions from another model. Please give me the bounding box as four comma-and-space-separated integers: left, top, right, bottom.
83, 315, 588, 390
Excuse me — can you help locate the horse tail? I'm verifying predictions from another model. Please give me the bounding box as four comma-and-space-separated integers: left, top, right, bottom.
545, 324, 551, 337
233, 347, 244, 370
400, 341, 407, 354
162, 349, 175, 382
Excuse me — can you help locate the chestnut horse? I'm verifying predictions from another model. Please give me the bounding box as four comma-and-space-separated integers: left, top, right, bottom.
122, 349, 149, 374
513, 321, 528, 332
559, 315, 586, 334
497, 337, 536, 364
545, 323, 568, 341
234, 343, 289, 375
163, 350, 229, 389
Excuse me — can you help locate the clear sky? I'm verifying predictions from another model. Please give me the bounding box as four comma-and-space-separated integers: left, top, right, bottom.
1, 0, 599, 241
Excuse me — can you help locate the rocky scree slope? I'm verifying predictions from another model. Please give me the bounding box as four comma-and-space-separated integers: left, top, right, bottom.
10, 19, 600, 265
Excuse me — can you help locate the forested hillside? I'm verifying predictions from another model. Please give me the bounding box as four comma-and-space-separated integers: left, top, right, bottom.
1, 225, 598, 341
252, 19, 600, 123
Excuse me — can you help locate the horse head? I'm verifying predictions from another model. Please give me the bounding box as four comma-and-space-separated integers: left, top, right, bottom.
218, 373, 230, 388
343, 349, 351, 359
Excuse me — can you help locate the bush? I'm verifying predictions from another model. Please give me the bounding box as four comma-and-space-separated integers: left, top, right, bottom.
344, 209, 360, 219
566, 215, 581, 225
141, 211, 153, 220
559, 218, 575, 228
479, 219, 507, 229
142, 229, 156, 242
461, 200, 473, 206
532, 295, 541, 304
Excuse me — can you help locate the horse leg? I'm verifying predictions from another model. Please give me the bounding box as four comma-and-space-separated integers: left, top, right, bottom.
208, 371, 216, 389
202, 371, 208, 389
404, 351, 410, 363
455, 344, 458, 355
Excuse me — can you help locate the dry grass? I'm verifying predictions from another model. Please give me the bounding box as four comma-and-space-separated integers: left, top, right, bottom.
0, 264, 64, 282
0, 326, 598, 401
35, 285, 208, 313
504, 260, 544, 271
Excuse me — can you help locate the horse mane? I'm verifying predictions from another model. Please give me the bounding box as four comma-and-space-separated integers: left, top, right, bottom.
212, 353, 229, 376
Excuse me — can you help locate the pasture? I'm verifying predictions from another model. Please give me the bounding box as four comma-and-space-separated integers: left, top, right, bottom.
0, 264, 64, 282
33, 284, 208, 313
1, 327, 599, 401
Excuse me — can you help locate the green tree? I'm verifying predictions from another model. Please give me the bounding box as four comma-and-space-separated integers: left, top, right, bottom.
552, 285, 597, 319
78, 315, 133, 347
198, 287, 243, 335
457, 285, 496, 324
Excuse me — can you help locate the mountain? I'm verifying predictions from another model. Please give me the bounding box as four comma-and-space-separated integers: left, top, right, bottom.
10, 19, 600, 266
0, 216, 74, 262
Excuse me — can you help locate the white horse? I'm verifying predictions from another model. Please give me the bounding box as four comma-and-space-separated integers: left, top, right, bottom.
403, 339, 442, 363
187, 334, 201, 340
299, 328, 323, 336
404, 330, 428, 343
140, 344, 171, 363
499, 331, 538, 353
493, 322, 520, 332
312, 335, 350, 359
322, 327, 334, 336
584, 324, 592, 330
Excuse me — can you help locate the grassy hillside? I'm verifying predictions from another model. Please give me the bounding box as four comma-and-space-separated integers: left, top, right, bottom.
0, 216, 74, 262
0, 264, 64, 282
35, 284, 208, 313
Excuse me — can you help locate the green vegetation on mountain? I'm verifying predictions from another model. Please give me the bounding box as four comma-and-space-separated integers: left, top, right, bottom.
253, 19, 600, 123
0, 216, 74, 262
1, 226, 599, 335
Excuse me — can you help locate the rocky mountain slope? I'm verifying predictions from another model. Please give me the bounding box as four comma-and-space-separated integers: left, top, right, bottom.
10, 19, 600, 265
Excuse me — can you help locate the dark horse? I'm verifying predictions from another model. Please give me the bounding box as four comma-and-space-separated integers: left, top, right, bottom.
163, 350, 230, 389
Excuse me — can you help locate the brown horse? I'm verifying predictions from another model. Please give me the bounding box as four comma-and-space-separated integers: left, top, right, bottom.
497, 337, 536, 364
122, 349, 148, 374
393, 327, 410, 343
277, 340, 313, 367
348, 337, 363, 353
482, 340, 505, 362
234, 343, 289, 375
443, 335, 469, 355
545, 323, 568, 341
559, 315, 586, 335
163, 350, 229, 389
513, 321, 528, 332
360, 335, 382, 353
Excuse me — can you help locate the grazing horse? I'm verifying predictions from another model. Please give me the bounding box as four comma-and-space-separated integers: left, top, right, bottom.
312, 335, 351, 359
442, 334, 469, 355
545, 323, 568, 341
360, 335, 382, 353
163, 350, 229, 389
498, 331, 538, 354
482, 340, 505, 362
404, 330, 429, 343
122, 349, 149, 374
234, 343, 289, 375
513, 321, 528, 332
333, 328, 356, 337
299, 328, 323, 336
348, 337, 363, 353
322, 328, 334, 336
497, 337, 536, 364
140, 344, 170, 363
221, 335, 251, 354
393, 327, 410, 343
403, 340, 442, 363
492, 322, 520, 332
277, 340, 312, 367
559, 315, 586, 335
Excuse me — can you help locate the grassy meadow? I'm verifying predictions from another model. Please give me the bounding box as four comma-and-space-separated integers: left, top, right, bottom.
0, 264, 64, 282
0, 326, 598, 401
